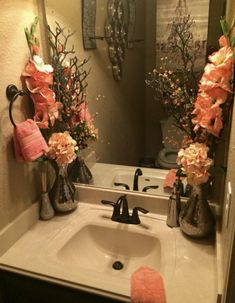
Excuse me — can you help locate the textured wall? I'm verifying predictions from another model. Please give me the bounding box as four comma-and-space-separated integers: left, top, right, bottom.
45, 0, 146, 166
0, 0, 42, 231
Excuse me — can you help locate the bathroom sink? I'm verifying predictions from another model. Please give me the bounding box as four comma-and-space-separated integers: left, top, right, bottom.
0, 203, 177, 299
89, 163, 171, 196
58, 223, 161, 277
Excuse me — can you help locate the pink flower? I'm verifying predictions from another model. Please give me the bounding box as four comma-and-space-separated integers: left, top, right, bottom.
31, 93, 59, 125
31, 44, 40, 55
23, 56, 58, 129
34, 111, 49, 129
177, 143, 213, 185
23, 56, 53, 85
78, 102, 93, 126
199, 44, 233, 94
192, 93, 223, 137
201, 86, 228, 106
191, 36, 234, 138
47, 131, 78, 165
208, 46, 233, 69
219, 35, 229, 47
71, 102, 94, 130
200, 63, 232, 93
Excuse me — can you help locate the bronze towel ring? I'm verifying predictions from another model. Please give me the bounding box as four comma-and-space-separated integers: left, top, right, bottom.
6, 84, 28, 128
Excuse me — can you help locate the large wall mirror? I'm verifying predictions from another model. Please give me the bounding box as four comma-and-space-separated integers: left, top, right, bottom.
44, 0, 226, 196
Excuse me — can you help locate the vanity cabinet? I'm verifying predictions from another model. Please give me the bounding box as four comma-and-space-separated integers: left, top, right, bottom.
0, 270, 123, 303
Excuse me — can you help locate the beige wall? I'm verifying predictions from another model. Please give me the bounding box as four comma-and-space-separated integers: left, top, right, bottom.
45, 0, 146, 166
0, 0, 42, 231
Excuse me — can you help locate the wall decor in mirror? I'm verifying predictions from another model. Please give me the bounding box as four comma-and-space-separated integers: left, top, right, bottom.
106, 0, 127, 80
82, 0, 97, 49
44, 0, 227, 197
83, 0, 138, 80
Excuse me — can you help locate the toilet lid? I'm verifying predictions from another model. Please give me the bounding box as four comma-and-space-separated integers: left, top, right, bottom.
158, 148, 178, 164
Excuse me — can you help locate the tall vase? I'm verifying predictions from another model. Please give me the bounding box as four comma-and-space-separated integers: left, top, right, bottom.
68, 157, 93, 184
49, 161, 77, 213
39, 161, 55, 220
179, 184, 215, 238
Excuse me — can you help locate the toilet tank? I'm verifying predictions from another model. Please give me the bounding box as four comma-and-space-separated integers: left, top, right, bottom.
160, 117, 184, 149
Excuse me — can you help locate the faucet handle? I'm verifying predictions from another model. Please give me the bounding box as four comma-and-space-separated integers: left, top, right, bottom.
101, 200, 115, 207
130, 207, 149, 224
142, 185, 159, 192
101, 196, 125, 222
114, 182, 130, 190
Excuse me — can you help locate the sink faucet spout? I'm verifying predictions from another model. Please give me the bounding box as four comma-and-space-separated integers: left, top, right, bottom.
133, 168, 143, 191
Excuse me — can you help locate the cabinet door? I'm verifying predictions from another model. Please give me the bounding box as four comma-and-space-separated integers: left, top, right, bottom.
0, 270, 122, 303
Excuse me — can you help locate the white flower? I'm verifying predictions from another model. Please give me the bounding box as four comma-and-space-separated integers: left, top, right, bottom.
33, 55, 54, 73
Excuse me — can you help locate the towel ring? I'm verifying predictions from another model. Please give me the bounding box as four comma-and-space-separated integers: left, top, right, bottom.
6, 84, 28, 128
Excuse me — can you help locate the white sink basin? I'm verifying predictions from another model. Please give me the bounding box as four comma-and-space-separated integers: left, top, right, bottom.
58, 223, 161, 277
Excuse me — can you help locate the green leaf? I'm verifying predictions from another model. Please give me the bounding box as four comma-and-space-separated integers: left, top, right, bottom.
220, 17, 229, 37
231, 15, 235, 29
231, 37, 235, 48
30, 16, 39, 36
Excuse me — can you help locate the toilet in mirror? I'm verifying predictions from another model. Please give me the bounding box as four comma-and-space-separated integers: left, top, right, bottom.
157, 116, 184, 169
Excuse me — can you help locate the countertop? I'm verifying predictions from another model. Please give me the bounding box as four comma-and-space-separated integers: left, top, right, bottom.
0, 200, 218, 303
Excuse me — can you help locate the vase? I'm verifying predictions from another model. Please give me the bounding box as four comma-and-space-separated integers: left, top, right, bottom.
49, 161, 77, 213
39, 161, 55, 220
179, 184, 215, 238
68, 157, 93, 184
40, 192, 55, 220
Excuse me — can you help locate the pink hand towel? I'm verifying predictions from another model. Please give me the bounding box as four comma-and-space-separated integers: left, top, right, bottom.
163, 169, 176, 189
13, 119, 49, 162
131, 267, 167, 303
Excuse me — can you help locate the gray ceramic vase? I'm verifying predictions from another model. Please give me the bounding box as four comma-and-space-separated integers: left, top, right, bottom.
179, 184, 215, 238
49, 161, 77, 213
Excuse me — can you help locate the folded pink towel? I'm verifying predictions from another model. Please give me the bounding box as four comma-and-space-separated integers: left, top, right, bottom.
131, 267, 167, 303
13, 119, 49, 162
163, 169, 176, 189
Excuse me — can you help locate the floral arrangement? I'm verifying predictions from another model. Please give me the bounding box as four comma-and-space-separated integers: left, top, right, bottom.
147, 13, 235, 186
23, 18, 97, 165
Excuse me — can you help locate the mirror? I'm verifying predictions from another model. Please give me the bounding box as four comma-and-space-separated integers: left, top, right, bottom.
44, 0, 226, 196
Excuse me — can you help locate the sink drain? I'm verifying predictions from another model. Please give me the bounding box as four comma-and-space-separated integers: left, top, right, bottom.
112, 261, 124, 270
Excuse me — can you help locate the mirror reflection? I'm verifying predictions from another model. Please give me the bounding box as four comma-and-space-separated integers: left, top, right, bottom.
44, 0, 225, 196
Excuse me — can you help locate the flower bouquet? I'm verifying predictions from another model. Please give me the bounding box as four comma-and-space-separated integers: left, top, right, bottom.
147, 11, 235, 237
20, 17, 97, 213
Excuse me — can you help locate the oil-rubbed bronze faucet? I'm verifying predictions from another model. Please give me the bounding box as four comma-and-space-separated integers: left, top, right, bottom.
101, 195, 148, 224
133, 168, 143, 191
